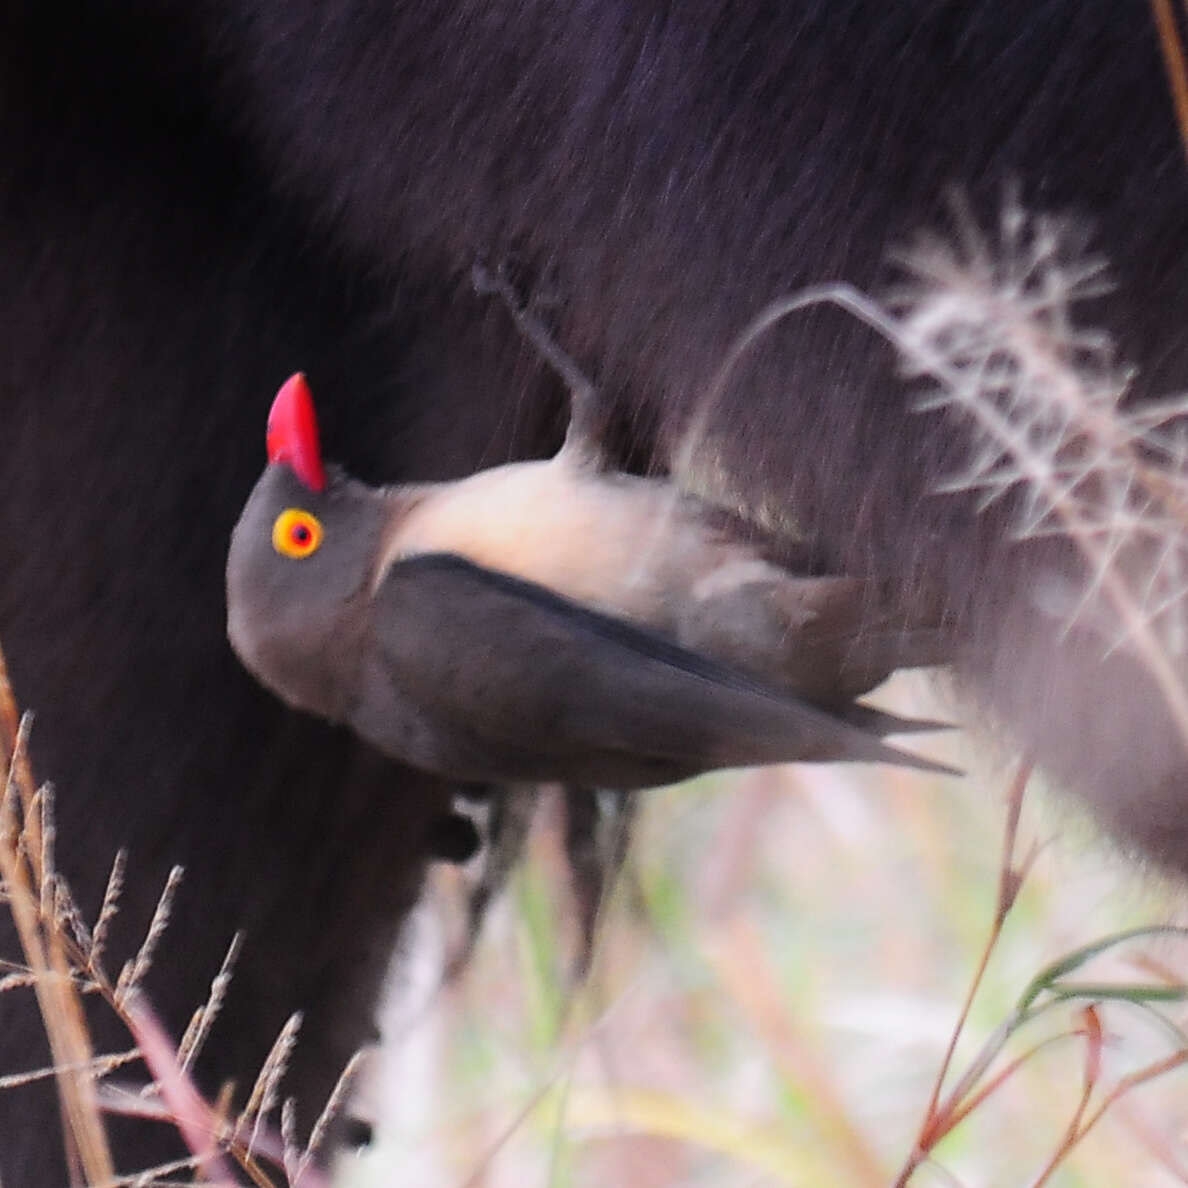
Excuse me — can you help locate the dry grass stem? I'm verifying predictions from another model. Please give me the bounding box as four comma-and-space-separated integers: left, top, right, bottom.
0, 1048, 141, 1091
179, 932, 244, 1075
122, 993, 239, 1185
300, 1048, 365, 1174
241, 1011, 303, 1157
1151, 0, 1188, 166
115, 865, 184, 1007
90, 848, 127, 975
0, 646, 115, 1182
103, 1154, 203, 1185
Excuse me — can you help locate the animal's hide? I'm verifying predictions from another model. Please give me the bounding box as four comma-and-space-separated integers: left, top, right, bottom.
1, 0, 1186, 1179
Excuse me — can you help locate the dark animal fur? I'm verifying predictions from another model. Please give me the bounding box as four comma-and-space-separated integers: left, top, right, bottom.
2, 0, 1186, 1179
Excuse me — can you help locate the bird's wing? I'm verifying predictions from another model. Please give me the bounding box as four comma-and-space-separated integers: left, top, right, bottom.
359, 553, 957, 787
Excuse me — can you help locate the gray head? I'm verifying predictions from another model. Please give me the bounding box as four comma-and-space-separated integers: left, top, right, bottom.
226, 376, 387, 722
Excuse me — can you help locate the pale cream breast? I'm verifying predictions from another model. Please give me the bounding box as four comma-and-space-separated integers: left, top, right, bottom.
374, 459, 754, 626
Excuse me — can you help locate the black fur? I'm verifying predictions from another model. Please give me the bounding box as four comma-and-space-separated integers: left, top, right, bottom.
2, 1, 1187, 1180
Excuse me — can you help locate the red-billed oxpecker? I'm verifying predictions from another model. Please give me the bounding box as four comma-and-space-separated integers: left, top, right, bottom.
226, 372, 956, 788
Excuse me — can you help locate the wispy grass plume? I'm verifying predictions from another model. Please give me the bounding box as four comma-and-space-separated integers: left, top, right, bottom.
683, 193, 1188, 741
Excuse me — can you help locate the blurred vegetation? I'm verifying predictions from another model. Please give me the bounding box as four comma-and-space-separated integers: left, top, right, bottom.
347, 673, 1188, 1188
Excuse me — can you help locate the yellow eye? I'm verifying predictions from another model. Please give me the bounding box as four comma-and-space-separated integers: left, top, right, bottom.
272, 508, 323, 559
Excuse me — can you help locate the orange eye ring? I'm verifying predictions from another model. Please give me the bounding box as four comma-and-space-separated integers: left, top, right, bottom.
272, 508, 324, 559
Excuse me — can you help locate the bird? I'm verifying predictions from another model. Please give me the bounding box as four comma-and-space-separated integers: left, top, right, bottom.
225, 365, 958, 789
